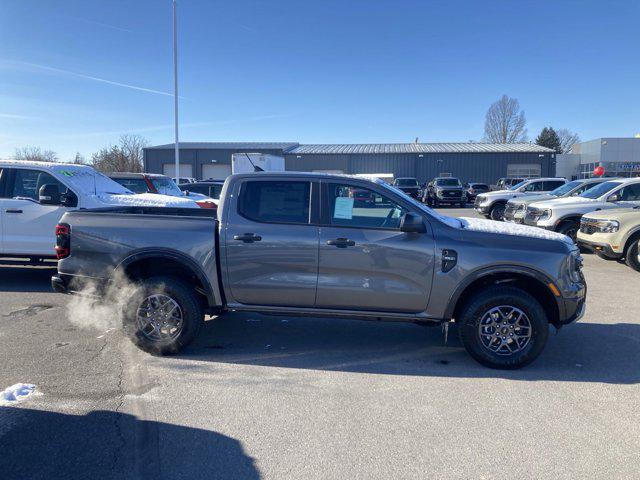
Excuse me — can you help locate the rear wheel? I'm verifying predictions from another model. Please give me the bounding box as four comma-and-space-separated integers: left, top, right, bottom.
489, 203, 506, 221
123, 275, 204, 354
457, 286, 549, 369
625, 237, 640, 272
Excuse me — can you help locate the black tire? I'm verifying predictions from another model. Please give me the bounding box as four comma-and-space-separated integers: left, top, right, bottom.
557, 220, 580, 243
625, 236, 640, 272
123, 275, 204, 355
489, 203, 506, 221
457, 286, 549, 369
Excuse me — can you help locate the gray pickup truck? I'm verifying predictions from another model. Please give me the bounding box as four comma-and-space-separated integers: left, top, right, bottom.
52, 172, 586, 369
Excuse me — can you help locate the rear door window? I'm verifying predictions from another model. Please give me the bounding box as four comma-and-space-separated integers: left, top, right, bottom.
238, 181, 311, 224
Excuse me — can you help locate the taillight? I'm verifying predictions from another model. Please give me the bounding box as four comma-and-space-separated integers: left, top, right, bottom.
196, 200, 217, 209
55, 223, 70, 259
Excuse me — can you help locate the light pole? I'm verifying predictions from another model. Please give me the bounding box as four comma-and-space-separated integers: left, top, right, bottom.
173, 0, 180, 180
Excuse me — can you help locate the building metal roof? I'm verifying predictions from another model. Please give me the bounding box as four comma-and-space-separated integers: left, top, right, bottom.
145, 142, 299, 150
145, 142, 554, 155
286, 143, 555, 155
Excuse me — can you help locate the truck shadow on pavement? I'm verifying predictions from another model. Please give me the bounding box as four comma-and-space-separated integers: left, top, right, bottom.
178, 312, 640, 385
0, 265, 57, 293
0, 407, 260, 480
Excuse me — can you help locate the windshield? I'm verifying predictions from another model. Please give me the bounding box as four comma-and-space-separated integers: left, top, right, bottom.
509, 180, 528, 190
50, 165, 133, 195
550, 180, 581, 196
111, 177, 150, 194
579, 181, 621, 199
436, 178, 461, 187
150, 177, 184, 197
394, 178, 418, 187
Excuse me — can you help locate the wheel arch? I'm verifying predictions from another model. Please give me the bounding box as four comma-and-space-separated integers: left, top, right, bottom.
445, 267, 562, 326
115, 249, 219, 309
623, 228, 640, 255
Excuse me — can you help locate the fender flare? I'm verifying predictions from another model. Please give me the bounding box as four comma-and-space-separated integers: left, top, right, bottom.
115, 248, 217, 306
443, 265, 563, 320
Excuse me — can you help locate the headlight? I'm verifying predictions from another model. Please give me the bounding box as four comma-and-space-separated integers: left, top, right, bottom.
478, 195, 489, 205
538, 209, 552, 221
591, 219, 619, 233
568, 251, 584, 283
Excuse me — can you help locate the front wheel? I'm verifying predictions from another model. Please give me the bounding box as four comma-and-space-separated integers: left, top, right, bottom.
123, 275, 204, 354
557, 220, 579, 243
457, 286, 549, 369
625, 237, 640, 272
489, 203, 506, 221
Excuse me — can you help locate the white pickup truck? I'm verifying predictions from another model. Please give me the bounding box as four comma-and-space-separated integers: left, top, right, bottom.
0, 161, 199, 262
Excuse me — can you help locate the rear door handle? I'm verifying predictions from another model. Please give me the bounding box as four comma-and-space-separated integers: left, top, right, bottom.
326, 238, 356, 248
233, 233, 262, 243
6, 209, 23, 214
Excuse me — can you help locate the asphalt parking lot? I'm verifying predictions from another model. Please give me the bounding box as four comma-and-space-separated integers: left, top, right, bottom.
1, 207, 639, 480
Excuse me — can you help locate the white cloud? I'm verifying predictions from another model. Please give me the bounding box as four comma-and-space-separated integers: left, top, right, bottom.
12, 61, 174, 97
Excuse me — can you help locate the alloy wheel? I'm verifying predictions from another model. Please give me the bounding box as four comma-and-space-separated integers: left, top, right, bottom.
477, 305, 532, 356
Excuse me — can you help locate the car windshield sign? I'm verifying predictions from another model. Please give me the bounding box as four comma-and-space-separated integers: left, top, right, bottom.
579, 181, 620, 199
551, 180, 581, 196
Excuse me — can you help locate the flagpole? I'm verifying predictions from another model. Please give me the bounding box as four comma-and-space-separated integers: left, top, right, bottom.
173, 0, 180, 180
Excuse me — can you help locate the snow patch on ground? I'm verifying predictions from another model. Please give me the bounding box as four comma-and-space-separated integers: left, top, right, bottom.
0, 383, 36, 404
459, 217, 572, 244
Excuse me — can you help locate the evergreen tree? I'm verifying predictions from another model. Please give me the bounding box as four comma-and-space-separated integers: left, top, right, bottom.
535, 127, 561, 152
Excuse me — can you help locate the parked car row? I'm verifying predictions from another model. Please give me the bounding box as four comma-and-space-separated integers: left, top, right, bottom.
473, 174, 640, 272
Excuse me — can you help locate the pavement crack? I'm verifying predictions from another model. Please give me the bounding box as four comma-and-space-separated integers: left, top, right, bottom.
110, 355, 127, 474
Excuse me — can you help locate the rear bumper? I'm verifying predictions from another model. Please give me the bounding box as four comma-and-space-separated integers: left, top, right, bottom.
51, 274, 68, 293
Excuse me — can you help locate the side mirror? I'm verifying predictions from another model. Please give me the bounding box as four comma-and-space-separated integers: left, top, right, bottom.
400, 212, 426, 233
39, 184, 61, 205
608, 194, 620, 203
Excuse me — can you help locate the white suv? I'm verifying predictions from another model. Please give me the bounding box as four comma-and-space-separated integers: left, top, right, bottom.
523, 177, 640, 241
0, 161, 199, 262
474, 177, 567, 221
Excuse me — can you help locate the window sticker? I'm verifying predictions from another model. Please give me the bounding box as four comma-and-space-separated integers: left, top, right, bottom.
334, 197, 354, 219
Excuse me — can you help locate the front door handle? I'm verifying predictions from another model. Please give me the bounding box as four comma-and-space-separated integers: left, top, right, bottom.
326, 238, 356, 248
6, 209, 23, 214
233, 233, 262, 243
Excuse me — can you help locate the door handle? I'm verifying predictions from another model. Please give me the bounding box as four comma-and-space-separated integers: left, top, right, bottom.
6, 209, 23, 214
233, 233, 262, 243
326, 238, 356, 248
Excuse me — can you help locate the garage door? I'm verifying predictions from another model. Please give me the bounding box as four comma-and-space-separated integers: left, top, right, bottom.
202, 164, 232, 181
163, 164, 193, 178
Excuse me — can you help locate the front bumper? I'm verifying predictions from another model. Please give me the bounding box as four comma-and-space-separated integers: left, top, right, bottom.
559, 272, 587, 325
576, 240, 623, 259
474, 205, 490, 214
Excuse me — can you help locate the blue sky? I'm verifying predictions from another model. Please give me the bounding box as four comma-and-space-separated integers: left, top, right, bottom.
1, 0, 638, 160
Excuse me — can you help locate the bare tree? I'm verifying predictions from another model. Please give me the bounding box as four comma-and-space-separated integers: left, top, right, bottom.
556, 128, 580, 154
13, 146, 59, 162
483, 95, 527, 143
91, 134, 148, 173
72, 152, 87, 164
